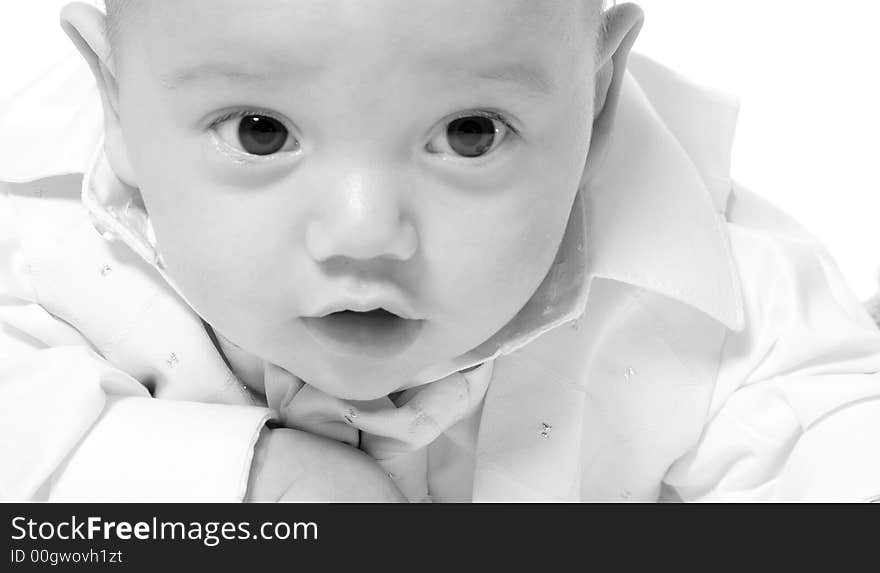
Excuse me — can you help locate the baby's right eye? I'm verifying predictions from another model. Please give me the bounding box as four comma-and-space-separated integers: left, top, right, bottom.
212, 112, 301, 157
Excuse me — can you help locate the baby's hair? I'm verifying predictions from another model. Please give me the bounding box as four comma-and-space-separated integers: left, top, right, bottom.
595, 1, 617, 39
104, 0, 617, 45
102, 0, 130, 46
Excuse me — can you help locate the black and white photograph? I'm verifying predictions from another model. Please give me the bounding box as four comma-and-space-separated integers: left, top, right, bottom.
2, 0, 880, 554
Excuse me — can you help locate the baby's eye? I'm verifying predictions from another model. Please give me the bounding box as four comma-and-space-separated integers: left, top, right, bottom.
212, 113, 300, 157
427, 114, 512, 159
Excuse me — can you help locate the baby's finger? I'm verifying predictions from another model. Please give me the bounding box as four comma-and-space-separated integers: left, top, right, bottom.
354, 363, 493, 457
263, 362, 305, 412
281, 383, 363, 447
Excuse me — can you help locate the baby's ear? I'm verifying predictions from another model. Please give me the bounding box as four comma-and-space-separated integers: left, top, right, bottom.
582, 3, 644, 185
60, 2, 137, 187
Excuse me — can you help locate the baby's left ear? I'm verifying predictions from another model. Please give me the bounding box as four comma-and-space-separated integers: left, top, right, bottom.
60, 2, 138, 188
582, 3, 645, 185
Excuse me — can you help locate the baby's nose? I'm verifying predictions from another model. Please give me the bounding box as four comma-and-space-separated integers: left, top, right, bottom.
305, 170, 418, 263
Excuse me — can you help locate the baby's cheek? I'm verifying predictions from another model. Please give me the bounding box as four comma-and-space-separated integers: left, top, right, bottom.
463, 206, 564, 318
509, 220, 566, 294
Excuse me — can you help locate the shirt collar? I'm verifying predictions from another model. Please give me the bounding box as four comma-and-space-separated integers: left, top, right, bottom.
586, 54, 745, 331
0, 52, 745, 386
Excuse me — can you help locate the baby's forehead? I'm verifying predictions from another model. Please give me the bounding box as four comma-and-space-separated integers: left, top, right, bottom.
113, 0, 598, 86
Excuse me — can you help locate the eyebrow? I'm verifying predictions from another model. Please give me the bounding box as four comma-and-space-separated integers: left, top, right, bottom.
157, 62, 294, 89
158, 59, 556, 96
473, 62, 557, 96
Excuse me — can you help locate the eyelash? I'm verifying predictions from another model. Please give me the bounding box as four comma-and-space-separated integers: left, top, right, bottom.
209, 109, 285, 130
459, 110, 520, 136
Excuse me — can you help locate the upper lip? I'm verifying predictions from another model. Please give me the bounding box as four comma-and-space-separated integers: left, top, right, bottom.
306, 292, 420, 321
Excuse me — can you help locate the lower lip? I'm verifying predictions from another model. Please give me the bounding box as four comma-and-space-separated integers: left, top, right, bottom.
301, 311, 424, 360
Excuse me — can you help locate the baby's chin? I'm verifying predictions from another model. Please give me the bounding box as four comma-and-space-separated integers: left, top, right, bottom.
273, 346, 427, 401
279, 315, 468, 400
254, 312, 500, 400
296, 361, 418, 402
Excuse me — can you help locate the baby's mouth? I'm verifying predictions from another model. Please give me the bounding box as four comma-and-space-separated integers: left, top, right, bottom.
301, 309, 424, 360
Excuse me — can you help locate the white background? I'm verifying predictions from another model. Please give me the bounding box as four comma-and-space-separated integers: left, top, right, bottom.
3, 1, 880, 298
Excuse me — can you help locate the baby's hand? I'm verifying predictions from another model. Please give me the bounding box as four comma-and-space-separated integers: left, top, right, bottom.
246, 427, 405, 502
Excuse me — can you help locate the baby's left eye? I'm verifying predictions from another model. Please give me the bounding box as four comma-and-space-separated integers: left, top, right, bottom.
426, 114, 512, 159
212, 112, 300, 157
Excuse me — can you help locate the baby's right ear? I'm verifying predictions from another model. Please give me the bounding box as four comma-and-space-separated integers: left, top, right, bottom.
60, 2, 137, 187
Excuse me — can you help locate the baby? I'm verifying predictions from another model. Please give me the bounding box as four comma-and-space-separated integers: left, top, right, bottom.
3, 0, 880, 502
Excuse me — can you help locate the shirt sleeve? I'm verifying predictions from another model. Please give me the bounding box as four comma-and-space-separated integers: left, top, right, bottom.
0, 346, 272, 502
50, 391, 272, 502
0, 190, 272, 502
664, 201, 880, 502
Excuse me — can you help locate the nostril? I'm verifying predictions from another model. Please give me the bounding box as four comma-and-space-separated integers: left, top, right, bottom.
304, 215, 419, 263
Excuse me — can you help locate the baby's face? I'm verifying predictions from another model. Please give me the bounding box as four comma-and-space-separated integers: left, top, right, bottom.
114, 0, 598, 399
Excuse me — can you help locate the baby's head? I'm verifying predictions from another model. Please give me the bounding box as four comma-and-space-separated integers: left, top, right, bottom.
63, 0, 643, 399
